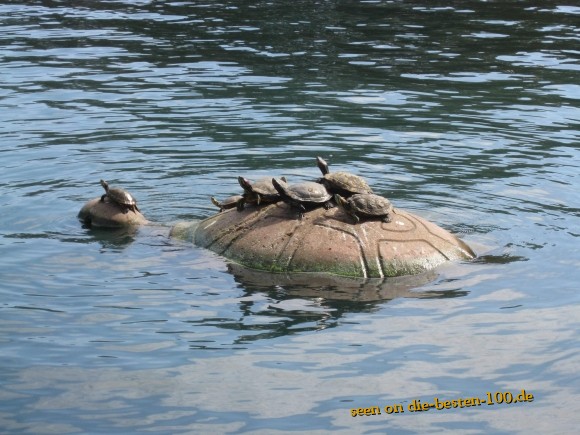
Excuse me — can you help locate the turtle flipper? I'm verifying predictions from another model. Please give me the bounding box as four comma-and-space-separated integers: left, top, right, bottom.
350, 212, 360, 224
236, 197, 245, 212
297, 203, 307, 220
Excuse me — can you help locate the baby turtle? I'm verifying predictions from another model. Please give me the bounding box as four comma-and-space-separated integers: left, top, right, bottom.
316, 156, 373, 197
100, 179, 140, 213
211, 195, 243, 212
334, 193, 393, 224
237, 176, 286, 211
272, 178, 333, 219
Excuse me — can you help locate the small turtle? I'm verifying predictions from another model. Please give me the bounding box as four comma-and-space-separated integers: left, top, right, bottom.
272, 178, 333, 219
211, 195, 243, 212
334, 193, 393, 224
100, 179, 140, 213
237, 176, 286, 211
316, 156, 373, 197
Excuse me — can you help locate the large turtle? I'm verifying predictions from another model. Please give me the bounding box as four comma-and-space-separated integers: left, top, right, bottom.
237, 176, 286, 211
334, 193, 393, 224
100, 179, 140, 213
211, 195, 243, 212
316, 156, 373, 197
272, 178, 333, 219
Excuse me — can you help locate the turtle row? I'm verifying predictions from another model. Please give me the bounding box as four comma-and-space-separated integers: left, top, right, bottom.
211, 157, 393, 224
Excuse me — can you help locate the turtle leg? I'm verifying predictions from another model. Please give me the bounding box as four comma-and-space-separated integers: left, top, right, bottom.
297, 204, 307, 220
323, 201, 334, 210
236, 197, 245, 212
382, 213, 392, 223
350, 212, 360, 224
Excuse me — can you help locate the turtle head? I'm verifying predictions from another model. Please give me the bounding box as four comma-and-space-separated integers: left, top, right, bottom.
238, 176, 252, 192
334, 194, 348, 209
100, 179, 109, 192
210, 196, 221, 208
271, 178, 287, 196
316, 156, 330, 175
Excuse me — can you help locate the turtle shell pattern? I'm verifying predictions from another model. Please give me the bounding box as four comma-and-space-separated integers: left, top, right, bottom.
273, 179, 332, 205
244, 177, 282, 196
100, 179, 140, 213
237, 176, 285, 210
316, 156, 372, 196
321, 171, 373, 195
336, 193, 392, 223
347, 194, 392, 217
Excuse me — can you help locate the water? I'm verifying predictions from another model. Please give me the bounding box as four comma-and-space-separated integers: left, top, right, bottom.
1, 1, 579, 433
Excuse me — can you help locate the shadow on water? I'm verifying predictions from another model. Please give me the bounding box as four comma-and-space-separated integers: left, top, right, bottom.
2, 220, 140, 247
472, 253, 529, 264
82, 226, 140, 248
81, 223, 176, 250
179, 263, 470, 344
228, 263, 467, 303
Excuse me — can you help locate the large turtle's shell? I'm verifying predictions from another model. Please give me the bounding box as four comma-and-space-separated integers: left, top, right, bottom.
274, 179, 332, 204
347, 193, 393, 218
187, 202, 476, 278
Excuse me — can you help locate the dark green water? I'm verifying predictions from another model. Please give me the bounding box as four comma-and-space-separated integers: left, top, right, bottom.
1, 1, 579, 433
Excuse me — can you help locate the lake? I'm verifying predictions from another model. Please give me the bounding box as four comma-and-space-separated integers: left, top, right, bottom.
1, 1, 579, 433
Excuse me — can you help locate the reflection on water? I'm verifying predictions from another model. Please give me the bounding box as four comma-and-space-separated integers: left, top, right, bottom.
229, 263, 448, 302
1, 0, 579, 433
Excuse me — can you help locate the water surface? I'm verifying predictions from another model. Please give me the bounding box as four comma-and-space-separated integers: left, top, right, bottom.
1, 1, 579, 433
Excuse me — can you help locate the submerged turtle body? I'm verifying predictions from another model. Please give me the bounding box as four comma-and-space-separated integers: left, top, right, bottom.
316, 156, 373, 197
335, 193, 393, 224
100, 179, 140, 213
272, 178, 333, 219
237, 176, 286, 211
211, 195, 243, 212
